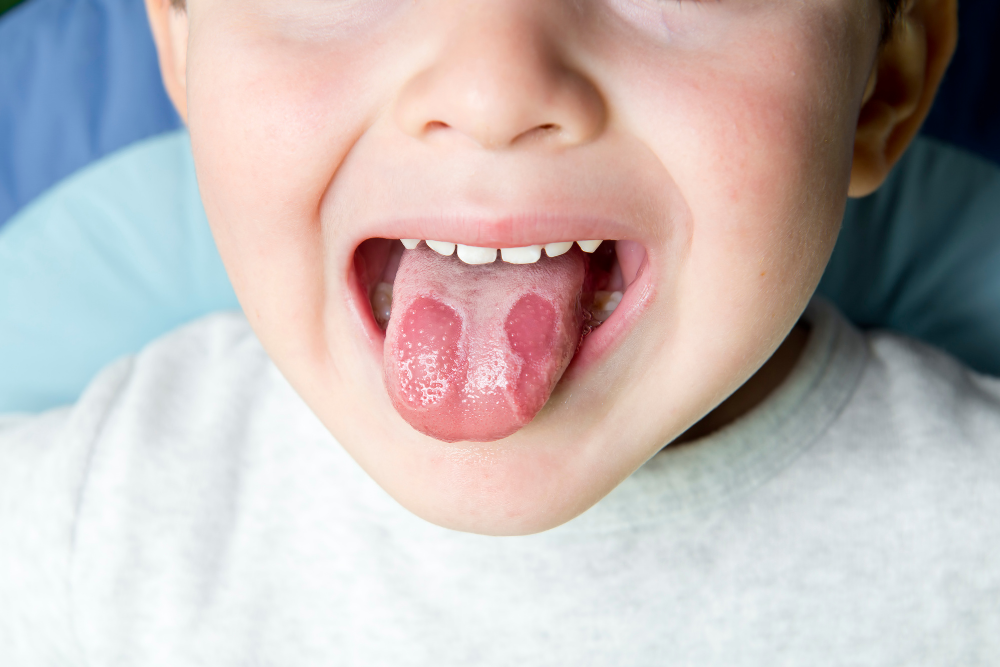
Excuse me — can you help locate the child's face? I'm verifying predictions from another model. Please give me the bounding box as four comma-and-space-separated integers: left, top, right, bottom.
170, 0, 884, 533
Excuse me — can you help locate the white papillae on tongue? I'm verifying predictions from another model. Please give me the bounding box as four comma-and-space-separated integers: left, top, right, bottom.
384, 244, 586, 442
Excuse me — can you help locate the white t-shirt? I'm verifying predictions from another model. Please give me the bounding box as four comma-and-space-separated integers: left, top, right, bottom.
2, 299, 999, 665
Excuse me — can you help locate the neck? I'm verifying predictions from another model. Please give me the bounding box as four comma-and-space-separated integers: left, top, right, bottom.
675, 320, 811, 444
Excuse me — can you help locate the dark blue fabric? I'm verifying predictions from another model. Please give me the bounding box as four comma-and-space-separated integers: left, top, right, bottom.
922, 0, 1000, 165
0, 0, 181, 227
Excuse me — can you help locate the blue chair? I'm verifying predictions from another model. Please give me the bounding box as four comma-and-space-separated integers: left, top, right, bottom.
0, 0, 181, 226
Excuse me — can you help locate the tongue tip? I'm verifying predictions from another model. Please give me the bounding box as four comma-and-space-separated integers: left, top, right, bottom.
408, 420, 525, 444
387, 391, 530, 443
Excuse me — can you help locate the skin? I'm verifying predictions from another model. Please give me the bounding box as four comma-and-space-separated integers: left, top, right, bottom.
146, 0, 956, 535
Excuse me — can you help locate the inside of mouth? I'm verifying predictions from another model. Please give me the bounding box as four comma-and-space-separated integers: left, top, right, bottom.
355, 238, 646, 332
354, 238, 647, 442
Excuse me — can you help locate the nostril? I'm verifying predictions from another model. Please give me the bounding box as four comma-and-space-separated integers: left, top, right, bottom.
513, 122, 563, 145
425, 121, 451, 133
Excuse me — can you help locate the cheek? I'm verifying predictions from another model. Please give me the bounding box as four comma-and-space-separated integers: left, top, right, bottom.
625, 22, 855, 303
185, 30, 381, 352
688, 69, 846, 300
596, 18, 861, 422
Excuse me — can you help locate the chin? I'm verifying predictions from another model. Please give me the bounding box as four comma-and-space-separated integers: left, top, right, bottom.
344, 416, 636, 536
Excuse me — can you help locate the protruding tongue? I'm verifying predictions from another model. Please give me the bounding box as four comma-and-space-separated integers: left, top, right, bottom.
384, 245, 586, 442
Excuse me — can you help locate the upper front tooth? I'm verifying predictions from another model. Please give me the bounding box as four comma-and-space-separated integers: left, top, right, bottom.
577, 240, 602, 253
400, 239, 420, 250
501, 245, 543, 264
426, 240, 456, 256
457, 244, 498, 264
544, 242, 574, 258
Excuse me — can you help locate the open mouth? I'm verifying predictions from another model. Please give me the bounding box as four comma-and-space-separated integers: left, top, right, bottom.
353, 236, 650, 442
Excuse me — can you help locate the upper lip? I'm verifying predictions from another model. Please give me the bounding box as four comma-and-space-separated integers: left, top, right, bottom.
325, 144, 668, 255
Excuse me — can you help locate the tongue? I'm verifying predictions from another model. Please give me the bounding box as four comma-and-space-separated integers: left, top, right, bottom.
384, 245, 586, 442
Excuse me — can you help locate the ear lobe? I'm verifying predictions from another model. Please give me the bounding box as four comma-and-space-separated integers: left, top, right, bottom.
145, 0, 190, 122
848, 0, 957, 198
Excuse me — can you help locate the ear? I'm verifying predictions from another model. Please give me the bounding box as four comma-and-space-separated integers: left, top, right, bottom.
848, 0, 957, 197
145, 0, 190, 122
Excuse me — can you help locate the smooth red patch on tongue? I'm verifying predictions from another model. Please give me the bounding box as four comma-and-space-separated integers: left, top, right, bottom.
385, 245, 586, 442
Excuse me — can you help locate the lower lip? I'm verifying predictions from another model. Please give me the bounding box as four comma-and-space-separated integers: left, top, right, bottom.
566, 252, 653, 377
346, 242, 655, 380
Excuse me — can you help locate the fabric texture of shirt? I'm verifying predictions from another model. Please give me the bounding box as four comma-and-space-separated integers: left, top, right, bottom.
2, 298, 999, 665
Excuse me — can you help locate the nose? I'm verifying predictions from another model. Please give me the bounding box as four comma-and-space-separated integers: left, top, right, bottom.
394, 4, 606, 150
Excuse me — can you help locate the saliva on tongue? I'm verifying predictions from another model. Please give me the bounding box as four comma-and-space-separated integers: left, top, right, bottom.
384, 244, 587, 442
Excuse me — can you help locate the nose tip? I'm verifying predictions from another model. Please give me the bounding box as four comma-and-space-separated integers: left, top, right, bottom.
394, 15, 606, 150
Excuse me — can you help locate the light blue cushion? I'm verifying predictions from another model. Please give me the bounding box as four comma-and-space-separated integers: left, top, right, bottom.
0, 130, 237, 413
1, 131, 999, 414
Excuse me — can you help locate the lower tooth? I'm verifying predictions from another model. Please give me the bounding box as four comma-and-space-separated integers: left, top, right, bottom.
372, 282, 393, 329
591, 290, 623, 322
